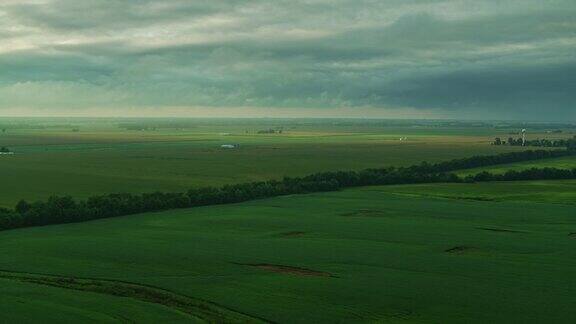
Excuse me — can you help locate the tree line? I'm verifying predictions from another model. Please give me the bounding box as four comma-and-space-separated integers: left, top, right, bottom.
465, 168, 576, 182
493, 136, 576, 149
1, 149, 575, 231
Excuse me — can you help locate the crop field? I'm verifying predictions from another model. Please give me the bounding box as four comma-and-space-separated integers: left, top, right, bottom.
0, 278, 193, 323
377, 180, 576, 205
1, 118, 575, 323
0, 182, 575, 323
457, 155, 576, 176
0, 118, 543, 208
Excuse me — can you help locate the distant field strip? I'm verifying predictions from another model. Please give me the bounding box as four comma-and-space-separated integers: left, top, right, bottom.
0, 125, 524, 207
1, 149, 574, 232
458, 155, 576, 175
0, 269, 269, 324
371, 180, 576, 205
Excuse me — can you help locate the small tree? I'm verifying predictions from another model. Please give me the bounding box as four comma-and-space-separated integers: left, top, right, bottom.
15, 200, 31, 214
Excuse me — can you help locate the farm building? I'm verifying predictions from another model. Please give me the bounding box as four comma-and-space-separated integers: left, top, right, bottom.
221, 144, 240, 149
0, 146, 13, 154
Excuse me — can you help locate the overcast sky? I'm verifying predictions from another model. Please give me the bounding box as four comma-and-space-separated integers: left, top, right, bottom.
0, 0, 574, 120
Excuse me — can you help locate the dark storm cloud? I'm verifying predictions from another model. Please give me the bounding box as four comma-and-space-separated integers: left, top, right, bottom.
382, 63, 576, 115
0, 0, 575, 119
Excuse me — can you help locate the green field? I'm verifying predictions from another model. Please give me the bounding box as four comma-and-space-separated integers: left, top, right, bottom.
2, 118, 576, 323
377, 180, 576, 205
0, 119, 539, 208
457, 155, 576, 176
0, 279, 196, 323
1, 182, 576, 323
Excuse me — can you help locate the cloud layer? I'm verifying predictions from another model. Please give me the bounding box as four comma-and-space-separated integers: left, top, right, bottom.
1, 0, 575, 119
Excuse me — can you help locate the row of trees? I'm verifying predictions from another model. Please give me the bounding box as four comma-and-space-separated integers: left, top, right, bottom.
494, 136, 576, 149
1, 149, 575, 231
465, 167, 576, 182
420, 149, 572, 173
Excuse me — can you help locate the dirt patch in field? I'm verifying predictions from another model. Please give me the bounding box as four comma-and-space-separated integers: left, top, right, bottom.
447, 196, 496, 202
341, 209, 387, 217
278, 231, 306, 237
235, 263, 334, 277
477, 227, 526, 234
445, 246, 477, 254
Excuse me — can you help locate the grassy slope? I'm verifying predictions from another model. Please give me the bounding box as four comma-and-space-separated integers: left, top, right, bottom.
0, 278, 195, 323
0, 126, 524, 207
1, 183, 576, 323
377, 180, 576, 205
457, 155, 576, 176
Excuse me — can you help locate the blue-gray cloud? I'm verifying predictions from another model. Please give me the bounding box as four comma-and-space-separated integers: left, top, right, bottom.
0, 0, 575, 119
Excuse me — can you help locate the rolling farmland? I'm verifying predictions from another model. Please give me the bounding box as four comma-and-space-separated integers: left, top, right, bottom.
0, 119, 539, 207
1, 183, 575, 323
1, 118, 575, 323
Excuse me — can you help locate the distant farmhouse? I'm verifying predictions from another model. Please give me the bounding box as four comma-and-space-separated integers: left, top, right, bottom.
257, 128, 283, 134
221, 144, 240, 149
0, 146, 14, 155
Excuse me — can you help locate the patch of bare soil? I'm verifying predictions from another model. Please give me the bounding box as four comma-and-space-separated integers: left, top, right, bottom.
341, 209, 387, 217
235, 263, 334, 277
278, 231, 306, 237
477, 227, 526, 233
445, 246, 476, 254
447, 196, 496, 202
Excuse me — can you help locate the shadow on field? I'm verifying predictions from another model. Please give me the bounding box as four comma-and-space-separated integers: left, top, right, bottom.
445, 246, 479, 254
233, 263, 336, 278
340, 209, 388, 217
276, 231, 307, 237
477, 227, 528, 234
